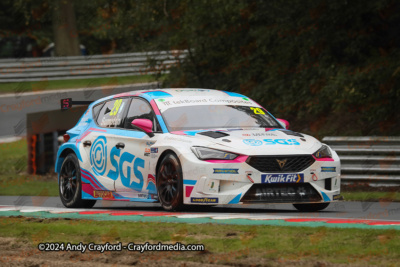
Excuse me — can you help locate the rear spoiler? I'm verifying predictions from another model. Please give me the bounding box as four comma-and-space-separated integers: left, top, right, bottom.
61, 98, 93, 110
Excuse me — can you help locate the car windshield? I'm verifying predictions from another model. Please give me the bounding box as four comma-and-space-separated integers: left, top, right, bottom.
161, 105, 282, 131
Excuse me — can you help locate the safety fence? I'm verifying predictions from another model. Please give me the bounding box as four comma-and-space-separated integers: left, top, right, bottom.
322, 136, 400, 186
0, 50, 187, 83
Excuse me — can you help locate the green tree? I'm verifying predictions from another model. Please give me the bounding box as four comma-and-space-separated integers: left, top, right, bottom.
52, 0, 80, 56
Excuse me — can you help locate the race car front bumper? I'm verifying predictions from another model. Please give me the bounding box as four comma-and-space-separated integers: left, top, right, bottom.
179, 150, 341, 205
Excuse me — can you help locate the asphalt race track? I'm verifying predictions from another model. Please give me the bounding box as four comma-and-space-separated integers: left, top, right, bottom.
1, 196, 399, 229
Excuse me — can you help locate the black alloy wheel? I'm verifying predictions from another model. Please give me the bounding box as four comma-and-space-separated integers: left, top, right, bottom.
156, 153, 184, 211
59, 153, 96, 208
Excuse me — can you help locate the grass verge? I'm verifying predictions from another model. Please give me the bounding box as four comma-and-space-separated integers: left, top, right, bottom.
342, 191, 400, 202
0, 139, 58, 196
0, 74, 161, 94
0, 216, 399, 266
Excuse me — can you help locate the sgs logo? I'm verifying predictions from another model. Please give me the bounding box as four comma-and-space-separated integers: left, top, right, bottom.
263, 139, 300, 145
90, 136, 144, 191
90, 136, 107, 175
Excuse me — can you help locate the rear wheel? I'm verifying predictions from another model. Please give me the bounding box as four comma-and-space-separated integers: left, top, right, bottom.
59, 153, 96, 208
293, 203, 330, 212
156, 153, 184, 211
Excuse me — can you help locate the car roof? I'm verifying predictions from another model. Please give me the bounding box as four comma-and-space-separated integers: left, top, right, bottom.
91, 88, 248, 106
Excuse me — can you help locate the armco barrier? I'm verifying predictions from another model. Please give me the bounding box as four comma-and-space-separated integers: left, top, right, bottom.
322, 136, 400, 186
0, 50, 187, 83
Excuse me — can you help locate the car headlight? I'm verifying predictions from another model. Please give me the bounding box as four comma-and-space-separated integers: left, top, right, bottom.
313, 144, 332, 158
191, 146, 238, 160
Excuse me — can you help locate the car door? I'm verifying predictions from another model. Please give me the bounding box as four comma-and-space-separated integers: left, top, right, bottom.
112, 97, 161, 199
82, 97, 130, 191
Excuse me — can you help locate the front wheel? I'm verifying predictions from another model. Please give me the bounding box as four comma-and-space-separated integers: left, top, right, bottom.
156, 153, 184, 211
293, 203, 330, 212
59, 153, 96, 208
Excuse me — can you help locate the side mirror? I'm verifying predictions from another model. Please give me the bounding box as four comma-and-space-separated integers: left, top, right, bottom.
277, 118, 290, 130
131, 119, 154, 137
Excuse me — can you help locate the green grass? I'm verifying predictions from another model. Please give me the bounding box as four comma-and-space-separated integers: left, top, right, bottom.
0, 139, 58, 196
0, 74, 161, 94
342, 191, 400, 202
0, 179, 58, 196
0, 217, 399, 265
0, 139, 27, 175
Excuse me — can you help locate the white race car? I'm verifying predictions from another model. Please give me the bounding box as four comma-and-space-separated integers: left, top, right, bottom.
56, 89, 341, 211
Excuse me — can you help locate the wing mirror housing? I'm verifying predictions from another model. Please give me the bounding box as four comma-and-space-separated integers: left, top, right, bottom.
277, 118, 290, 130
131, 119, 154, 137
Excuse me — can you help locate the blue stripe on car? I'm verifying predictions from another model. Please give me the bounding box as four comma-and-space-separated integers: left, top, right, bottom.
139, 91, 172, 101
222, 91, 246, 97
156, 115, 169, 133
183, 180, 197, 185
228, 193, 242, 204
320, 191, 331, 202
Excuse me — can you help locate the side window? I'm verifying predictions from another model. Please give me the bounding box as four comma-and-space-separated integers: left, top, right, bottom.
96, 98, 129, 128
124, 98, 160, 131
92, 103, 103, 120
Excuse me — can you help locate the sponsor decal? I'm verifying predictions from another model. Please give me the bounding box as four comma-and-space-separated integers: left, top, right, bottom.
174, 89, 211, 92
243, 139, 300, 146
191, 197, 219, 203
146, 141, 155, 146
321, 167, 336, 172
157, 98, 254, 109
255, 186, 314, 199
252, 133, 277, 137
242, 133, 251, 136
158, 98, 252, 107
90, 136, 107, 175
243, 139, 263, 146
213, 168, 239, 174
151, 147, 158, 153
102, 136, 145, 191
93, 190, 113, 198
263, 139, 300, 145
100, 117, 122, 127
144, 148, 150, 156
206, 180, 219, 193
261, 173, 304, 184
333, 194, 342, 200
164, 136, 192, 143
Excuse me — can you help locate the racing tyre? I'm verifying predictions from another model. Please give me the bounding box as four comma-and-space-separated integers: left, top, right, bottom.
59, 153, 96, 208
293, 203, 330, 212
156, 152, 184, 211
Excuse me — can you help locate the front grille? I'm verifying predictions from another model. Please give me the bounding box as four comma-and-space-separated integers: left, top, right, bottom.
247, 155, 315, 173
241, 183, 321, 203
